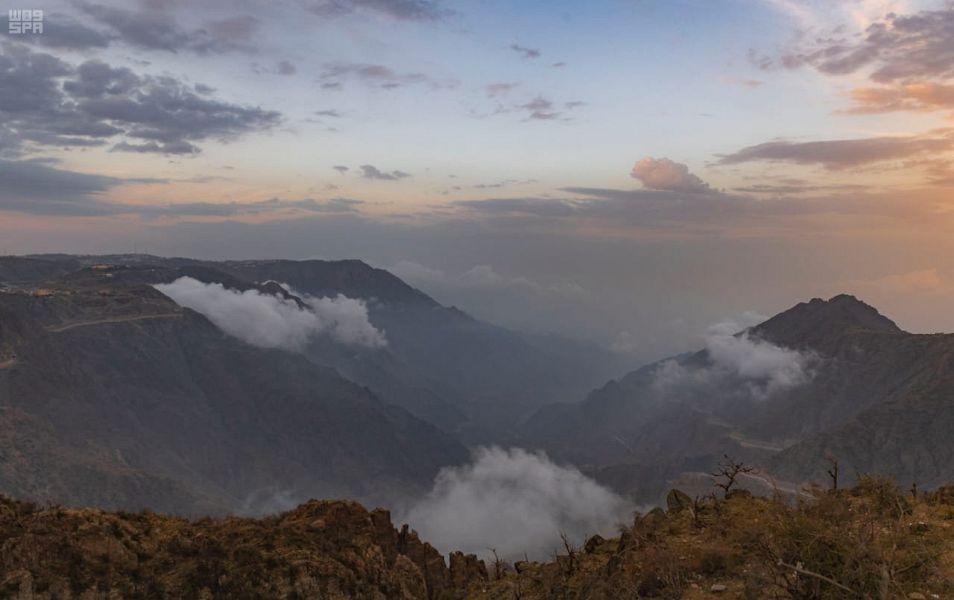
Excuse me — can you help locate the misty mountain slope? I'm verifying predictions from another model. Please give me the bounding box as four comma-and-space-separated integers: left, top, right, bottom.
0, 275, 467, 514
768, 335, 954, 488
222, 258, 630, 438
0, 256, 81, 285
19, 255, 628, 440
519, 294, 954, 500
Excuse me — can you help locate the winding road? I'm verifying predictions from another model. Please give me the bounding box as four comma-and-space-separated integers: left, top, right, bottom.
45, 313, 182, 333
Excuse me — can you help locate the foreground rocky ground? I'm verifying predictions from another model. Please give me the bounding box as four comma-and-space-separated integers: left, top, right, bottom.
0, 497, 486, 599
2, 477, 953, 599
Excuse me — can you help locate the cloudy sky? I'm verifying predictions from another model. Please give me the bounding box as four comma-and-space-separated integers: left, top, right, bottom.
2, 0, 953, 361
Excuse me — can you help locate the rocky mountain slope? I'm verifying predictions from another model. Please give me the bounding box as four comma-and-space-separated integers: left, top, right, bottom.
519, 294, 954, 501
0, 267, 466, 514
10, 255, 628, 441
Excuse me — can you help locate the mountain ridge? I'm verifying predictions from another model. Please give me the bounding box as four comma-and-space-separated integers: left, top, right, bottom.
0, 275, 468, 514
518, 292, 954, 502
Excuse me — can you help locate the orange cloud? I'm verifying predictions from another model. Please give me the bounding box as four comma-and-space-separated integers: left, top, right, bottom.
845, 82, 954, 114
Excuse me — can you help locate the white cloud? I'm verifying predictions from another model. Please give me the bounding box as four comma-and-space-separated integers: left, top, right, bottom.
653, 314, 815, 399
305, 293, 388, 348
401, 447, 632, 561
630, 157, 711, 193
154, 276, 386, 351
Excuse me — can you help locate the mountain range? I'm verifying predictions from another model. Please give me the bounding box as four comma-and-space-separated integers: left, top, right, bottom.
0, 254, 624, 514
3, 253, 954, 516
519, 293, 954, 501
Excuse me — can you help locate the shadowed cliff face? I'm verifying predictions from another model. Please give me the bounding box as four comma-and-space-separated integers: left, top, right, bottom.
0, 271, 468, 515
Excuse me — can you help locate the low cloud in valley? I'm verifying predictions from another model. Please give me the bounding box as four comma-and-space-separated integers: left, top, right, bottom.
401, 447, 632, 560
654, 315, 816, 400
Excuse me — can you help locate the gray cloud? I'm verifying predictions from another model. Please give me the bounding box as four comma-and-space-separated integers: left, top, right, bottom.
133, 197, 365, 217
359, 164, 410, 180
74, 3, 261, 54
509, 44, 540, 59
630, 157, 711, 193
111, 141, 199, 154
733, 182, 869, 195
716, 130, 954, 169
0, 46, 281, 155
0, 158, 129, 216
305, 0, 448, 21
471, 178, 535, 190
0, 13, 111, 49
776, 7, 954, 83
485, 82, 517, 97
519, 96, 560, 120
75, 2, 187, 52
319, 62, 452, 90
481, 95, 584, 122
454, 190, 708, 222
451, 184, 913, 231
154, 277, 387, 350
401, 446, 632, 560
0, 157, 363, 217
277, 60, 297, 75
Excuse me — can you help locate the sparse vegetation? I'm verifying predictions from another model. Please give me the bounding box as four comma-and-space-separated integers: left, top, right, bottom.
467, 476, 954, 599
3, 477, 954, 599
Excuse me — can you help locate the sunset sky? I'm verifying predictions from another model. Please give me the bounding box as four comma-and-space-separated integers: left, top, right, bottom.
2, 0, 953, 360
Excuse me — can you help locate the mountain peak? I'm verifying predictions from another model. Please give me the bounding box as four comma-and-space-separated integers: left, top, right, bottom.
752, 293, 902, 348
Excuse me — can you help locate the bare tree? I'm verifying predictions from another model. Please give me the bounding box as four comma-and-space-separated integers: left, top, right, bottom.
559, 531, 578, 573
826, 455, 840, 491
710, 454, 754, 498
489, 548, 505, 580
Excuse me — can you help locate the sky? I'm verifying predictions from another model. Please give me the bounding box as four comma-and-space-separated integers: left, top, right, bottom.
1, 0, 953, 362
